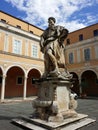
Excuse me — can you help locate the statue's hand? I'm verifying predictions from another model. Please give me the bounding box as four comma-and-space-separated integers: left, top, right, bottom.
40, 47, 44, 53
44, 37, 57, 46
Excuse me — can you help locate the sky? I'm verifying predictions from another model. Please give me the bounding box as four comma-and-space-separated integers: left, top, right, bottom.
0, 0, 98, 32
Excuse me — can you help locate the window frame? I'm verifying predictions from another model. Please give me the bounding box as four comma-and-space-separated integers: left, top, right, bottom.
79, 34, 83, 41
16, 76, 23, 85
93, 29, 98, 37
13, 38, 22, 55
69, 52, 74, 64
16, 25, 21, 29
66, 38, 70, 45
1, 19, 6, 23
31, 44, 38, 58
84, 48, 91, 61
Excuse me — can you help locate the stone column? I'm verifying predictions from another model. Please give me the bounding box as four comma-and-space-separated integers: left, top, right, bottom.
79, 78, 82, 96
23, 76, 27, 100
1, 74, 6, 102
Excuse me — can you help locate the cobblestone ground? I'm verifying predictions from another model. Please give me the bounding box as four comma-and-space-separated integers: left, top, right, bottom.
0, 98, 98, 130
76, 98, 98, 130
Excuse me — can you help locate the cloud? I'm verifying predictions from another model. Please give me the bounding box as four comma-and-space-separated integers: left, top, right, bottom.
86, 14, 98, 24
5, 0, 98, 32
96, 0, 98, 3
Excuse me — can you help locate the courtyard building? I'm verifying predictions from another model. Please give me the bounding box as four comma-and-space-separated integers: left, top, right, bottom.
0, 10, 44, 102
65, 23, 98, 97
0, 10, 98, 102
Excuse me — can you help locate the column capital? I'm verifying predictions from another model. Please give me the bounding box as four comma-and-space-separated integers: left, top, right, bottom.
24, 76, 28, 79
2, 74, 7, 78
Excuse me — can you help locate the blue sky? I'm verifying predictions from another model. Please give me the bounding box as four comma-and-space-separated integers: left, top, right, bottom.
0, 0, 98, 32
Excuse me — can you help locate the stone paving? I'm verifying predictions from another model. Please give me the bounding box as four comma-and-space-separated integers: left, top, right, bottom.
76, 98, 98, 130
0, 98, 98, 130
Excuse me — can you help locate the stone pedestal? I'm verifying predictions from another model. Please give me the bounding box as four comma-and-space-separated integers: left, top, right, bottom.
32, 78, 77, 122
12, 78, 96, 130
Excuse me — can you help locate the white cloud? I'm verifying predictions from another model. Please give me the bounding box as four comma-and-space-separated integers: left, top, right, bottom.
96, 0, 98, 3
86, 14, 98, 24
5, 0, 98, 32
65, 21, 86, 32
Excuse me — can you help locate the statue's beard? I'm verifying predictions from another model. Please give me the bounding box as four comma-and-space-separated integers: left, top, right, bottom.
49, 25, 55, 30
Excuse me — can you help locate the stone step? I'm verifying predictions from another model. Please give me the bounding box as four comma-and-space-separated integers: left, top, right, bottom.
12, 114, 96, 130
12, 118, 48, 130
61, 118, 95, 130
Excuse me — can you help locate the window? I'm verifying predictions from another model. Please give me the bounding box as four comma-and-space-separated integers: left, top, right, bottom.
31, 44, 38, 58
69, 52, 74, 64
31, 78, 35, 85
0, 76, 2, 84
66, 39, 70, 45
30, 31, 33, 34
93, 29, 98, 37
84, 48, 90, 61
79, 34, 83, 41
16, 25, 21, 29
16, 77, 23, 85
13, 39, 22, 54
1, 19, 6, 23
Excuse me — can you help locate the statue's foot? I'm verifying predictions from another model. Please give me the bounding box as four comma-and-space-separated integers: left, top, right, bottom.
66, 74, 73, 79
57, 74, 69, 80
62, 72, 73, 79
49, 69, 61, 77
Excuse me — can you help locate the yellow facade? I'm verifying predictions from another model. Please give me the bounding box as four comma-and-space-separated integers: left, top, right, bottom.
65, 24, 98, 97
0, 11, 43, 36
0, 11, 44, 102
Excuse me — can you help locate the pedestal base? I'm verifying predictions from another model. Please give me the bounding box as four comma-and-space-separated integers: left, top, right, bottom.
32, 78, 77, 121
12, 114, 96, 130
12, 78, 96, 129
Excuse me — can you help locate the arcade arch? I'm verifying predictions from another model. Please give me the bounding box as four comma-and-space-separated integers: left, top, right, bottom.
27, 68, 41, 97
0, 65, 42, 101
5, 66, 25, 98
81, 70, 98, 96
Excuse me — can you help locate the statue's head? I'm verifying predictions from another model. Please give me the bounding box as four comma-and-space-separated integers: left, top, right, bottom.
48, 17, 56, 23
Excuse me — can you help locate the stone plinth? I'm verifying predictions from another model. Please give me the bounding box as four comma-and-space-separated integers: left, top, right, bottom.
12, 78, 96, 130
32, 78, 77, 122
12, 112, 96, 130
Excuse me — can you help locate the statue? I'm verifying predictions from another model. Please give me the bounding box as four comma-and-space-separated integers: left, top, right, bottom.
40, 17, 72, 79
31, 17, 77, 122
30, 18, 93, 125
13, 17, 95, 130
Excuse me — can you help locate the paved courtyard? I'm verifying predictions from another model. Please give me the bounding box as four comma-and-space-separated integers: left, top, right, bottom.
0, 98, 98, 130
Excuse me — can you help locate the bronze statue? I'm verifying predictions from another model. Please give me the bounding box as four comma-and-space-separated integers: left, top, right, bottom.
40, 17, 72, 79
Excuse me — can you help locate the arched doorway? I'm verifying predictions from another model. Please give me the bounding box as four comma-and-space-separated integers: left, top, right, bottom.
81, 70, 98, 96
70, 72, 79, 95
5, 66, 25, 98
27, 68, 41, 97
